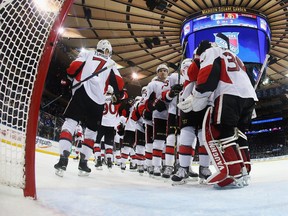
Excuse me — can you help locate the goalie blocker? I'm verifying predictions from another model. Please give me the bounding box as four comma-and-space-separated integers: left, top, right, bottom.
202, 107, 251, 188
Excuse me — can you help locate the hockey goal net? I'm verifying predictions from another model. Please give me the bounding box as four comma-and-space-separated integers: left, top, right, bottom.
0, 0, 73, 198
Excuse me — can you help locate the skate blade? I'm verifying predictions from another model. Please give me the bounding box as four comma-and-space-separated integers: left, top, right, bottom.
152, 174, 161, 179
172, 179, 187, 186
78, 170, 90, 177
187, 176, 198, 182
162, 177, 171, 183
138, 172, 144, 176
55, 169, 64, 177
95, 166, 103, 170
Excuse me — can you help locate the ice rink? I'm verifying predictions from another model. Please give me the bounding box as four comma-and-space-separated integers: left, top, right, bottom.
1, 152, 288, 216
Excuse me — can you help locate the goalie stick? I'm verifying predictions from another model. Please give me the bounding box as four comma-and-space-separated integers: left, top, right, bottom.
42, 62, 115, 109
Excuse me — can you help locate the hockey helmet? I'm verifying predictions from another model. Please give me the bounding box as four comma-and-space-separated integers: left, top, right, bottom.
97, 39, 112, 56
141, 86, 147, 95
156, 64, 169, 73
181, 58, 193, 72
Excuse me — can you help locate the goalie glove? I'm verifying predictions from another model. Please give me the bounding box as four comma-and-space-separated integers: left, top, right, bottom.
177, 91, 210, 113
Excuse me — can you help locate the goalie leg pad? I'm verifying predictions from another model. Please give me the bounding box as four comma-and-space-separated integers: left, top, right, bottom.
202, 107, 228, 184
216, 143, 243, 187
203, 107, 244, 186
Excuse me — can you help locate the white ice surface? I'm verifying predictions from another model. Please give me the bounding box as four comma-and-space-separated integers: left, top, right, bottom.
1, 152, 288, 216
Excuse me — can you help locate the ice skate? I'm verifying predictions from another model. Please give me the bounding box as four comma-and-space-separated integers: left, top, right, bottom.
78, 159, 91, 176
162, 166, 174, 179
214, 176, 245, 189
147, 166, 154, 176
120, 163, 126, 172
171, 167, 189, 186
152, 166, 162, 178
95, 156, 103, 170
188, 166, 199, 181
137, 165, 144, 176
129, 162, 137, 171
107, 158, 113, 170
199, 166, 211, 184
54, 155, 68, 177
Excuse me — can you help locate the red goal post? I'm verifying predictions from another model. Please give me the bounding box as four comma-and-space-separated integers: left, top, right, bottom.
0, 0, 74, 199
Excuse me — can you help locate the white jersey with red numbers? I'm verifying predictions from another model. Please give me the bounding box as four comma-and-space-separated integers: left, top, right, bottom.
67, 50, 124, 105
139, 78, 169, 120
124, 105, 137, 132
196, 47, 258, 102
162, 73, 184, 115
101, 95, 119, 127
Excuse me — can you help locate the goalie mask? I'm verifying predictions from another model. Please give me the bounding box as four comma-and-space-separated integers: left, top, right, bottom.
97, 39, 112, 57
180, 58, 193, 77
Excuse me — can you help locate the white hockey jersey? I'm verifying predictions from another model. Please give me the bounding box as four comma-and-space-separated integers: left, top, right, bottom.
163, 73, 184, 115
196, 47, 258, 102
101, 95, 119, 127
139, 78, 169, 120
68, 50, 124, 105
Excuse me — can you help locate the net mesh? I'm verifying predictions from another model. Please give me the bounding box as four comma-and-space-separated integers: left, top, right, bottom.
0, 0, 65, 188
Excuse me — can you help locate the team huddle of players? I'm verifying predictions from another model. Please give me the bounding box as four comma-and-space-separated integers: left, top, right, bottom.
55, 39, 257, 188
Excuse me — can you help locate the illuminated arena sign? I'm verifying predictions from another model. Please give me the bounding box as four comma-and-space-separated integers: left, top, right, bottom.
180, 11, 271, 65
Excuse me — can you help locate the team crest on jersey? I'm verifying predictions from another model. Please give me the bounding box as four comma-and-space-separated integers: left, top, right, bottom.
214, 32, 239, 54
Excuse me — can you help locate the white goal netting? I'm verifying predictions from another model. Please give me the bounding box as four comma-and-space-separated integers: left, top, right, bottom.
0, 0, 68, 195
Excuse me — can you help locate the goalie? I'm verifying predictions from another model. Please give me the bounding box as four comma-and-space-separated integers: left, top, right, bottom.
178, 39, 258, 188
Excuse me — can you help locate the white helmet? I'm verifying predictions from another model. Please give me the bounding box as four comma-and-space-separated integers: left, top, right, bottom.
97, 39, 112, 56
181, 58, 193, 71
106, 85, 114, 94
156, 64, 169, 73
141, 86, 147, 95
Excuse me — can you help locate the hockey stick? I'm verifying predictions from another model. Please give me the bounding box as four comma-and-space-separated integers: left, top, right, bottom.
42, 62, 115, 109
254, 54, 270, 90
251, 54, 270, 118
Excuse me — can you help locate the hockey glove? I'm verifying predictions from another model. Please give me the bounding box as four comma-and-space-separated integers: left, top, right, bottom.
117, 123, 125, 136
168, 84, 183, 98
142, 109, 152, 120
177, 92, 209, 113
153, 99, 167, 112
131, 109, 141, 121
111, 94, 121, 104
196, 40, 211, 56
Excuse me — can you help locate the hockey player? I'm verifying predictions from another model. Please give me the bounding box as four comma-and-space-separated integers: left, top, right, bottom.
172, 57, 211, 185
130, 96, 146, 174
131, 64, 170, 177
54, 39, 126, 177
160, 69, 184, 178
72, 123, 84, 160
117, 98, 137, 171
178, 40, 257, 187
132, 86, 154, 174
94, 85, 120, 170
114, 115, 124, 166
